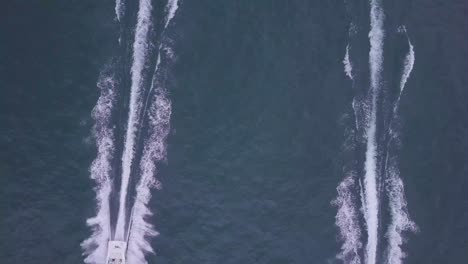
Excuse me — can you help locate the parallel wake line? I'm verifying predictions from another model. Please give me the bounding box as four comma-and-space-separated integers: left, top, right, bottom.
127, 80, 172, 264
115, 0, 153, 240
385, 29, 417, 264
126, 1, 179, 263
363, 1, 384, 263
115, 0, 124, 21
344, 44, 353, 81
333, 174, 362, 264
81, 68, 117, 264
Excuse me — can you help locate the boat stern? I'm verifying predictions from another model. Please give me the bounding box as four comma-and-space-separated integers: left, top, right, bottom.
106, 240, 127, 264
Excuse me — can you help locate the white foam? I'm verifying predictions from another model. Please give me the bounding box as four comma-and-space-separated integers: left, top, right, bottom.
391, 33, 414, 118
115, 0, 153, 240
344, 45, 353, 80
385, 30, 417, 264
351, 99, 359, 130
140, 0, 178, 121
390, 27, 415, 119
384, 160, 417, 264
364, 1, 384, 263
164, 0, 179, 29
333, 174, 362, 264
81, 70, 116, 264
115, 0, 124, 22
358, 179, 367, 222
400, 35, 414, 96
363, 123, 379, 264
126, 2, 179, 262
127, 84, 172, 264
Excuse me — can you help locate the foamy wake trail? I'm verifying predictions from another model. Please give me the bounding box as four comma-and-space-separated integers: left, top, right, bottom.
115, 0, 124, 21
385, 30, 417, 264
344, 45, 353, 80
333, 174, 362, 264
126, 2, 179, 263
363, 1, 384, 263
385, 160, 417, 264
399, 39, 414, 95
394, 28, 415, 114
164, 0, 179, 28
336, 6, 415, 264
334, 42, 362, 263
81, 69, 117, 264
127, 79, 172, 264
115, 0, 153, 240
140, 0, 179, 116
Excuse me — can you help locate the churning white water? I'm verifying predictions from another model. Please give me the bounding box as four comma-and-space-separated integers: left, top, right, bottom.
335, 2, 415, 264
385, 161, 418, 264
344, 45, 353, 81
399, 32, 415, 100
81, 68, 117, 264
84, 0, 179, 263
164, 0, 179, 28
126, 1, 179, 263
334, 41, 361, 263
126, 81, 172, 264
115, 0, 153, 240
115, 0, 124, 21
363, 1, 384, 263
334, 174, 362, 264
385, 30, 417, 264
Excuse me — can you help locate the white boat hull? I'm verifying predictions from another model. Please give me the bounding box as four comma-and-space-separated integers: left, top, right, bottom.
106, 241, 127, 264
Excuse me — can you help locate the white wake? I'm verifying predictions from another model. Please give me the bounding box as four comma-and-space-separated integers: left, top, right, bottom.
84, 0, 180, 262
125, 1, 179, 263
115, 0, 124, 22
333, 173, 362, 264
385, 29, 417, 264
385, 161, 417, 264
126, 76, 172, 264
334, 36, 362, 264
344, 44, 353, 80
399, 29, 414, 103
115, 0, 153, 240
363, 1, 384, 263
81, 68, 117, 264
335, 5, 417, 264
164, 0, 179, 28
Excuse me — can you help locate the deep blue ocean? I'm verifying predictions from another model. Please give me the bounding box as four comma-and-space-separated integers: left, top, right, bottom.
1, 1, 468, 264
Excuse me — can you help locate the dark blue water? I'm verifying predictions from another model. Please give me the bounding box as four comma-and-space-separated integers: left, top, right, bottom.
1, 1, 467, 263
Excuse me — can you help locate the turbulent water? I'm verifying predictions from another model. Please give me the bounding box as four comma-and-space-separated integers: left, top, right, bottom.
3, 1, 468, 264
333, 1, 417, 264
82, 0, 179, 263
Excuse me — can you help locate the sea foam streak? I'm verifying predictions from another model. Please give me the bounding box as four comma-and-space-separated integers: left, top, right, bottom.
164, 0, 179, 28
385, 161, 417, 264
334, 174, 362, 264
81, 68, 116, 264
115, 0, 153, 240
398, 30, 414, 105
140, 0, 179, 119
334, 38, 362, 264
335, 4, 416, 264
344, 45, 353, 80
363, 1, 384, 263
127, 77, 172, 264
115, 0, 124, 21
126, 2, 179, 263
385, 30, 417, 264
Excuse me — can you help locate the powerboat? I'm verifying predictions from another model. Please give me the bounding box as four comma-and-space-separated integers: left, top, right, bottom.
106, 241, 127, 264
